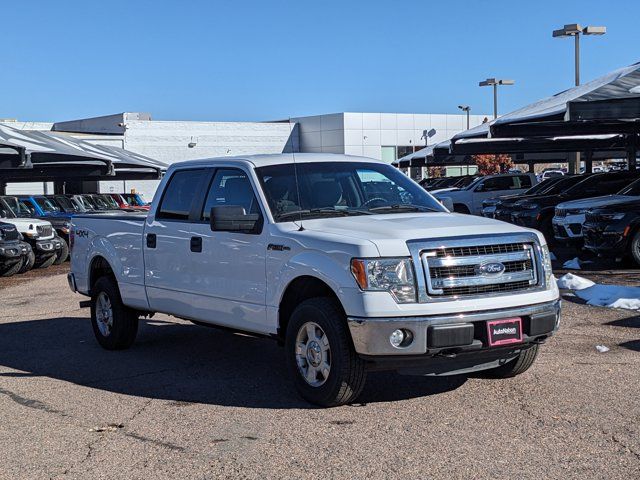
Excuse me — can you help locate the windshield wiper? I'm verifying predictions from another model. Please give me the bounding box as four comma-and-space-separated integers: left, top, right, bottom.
368, 204, 440, 213
277, 208, 363, 221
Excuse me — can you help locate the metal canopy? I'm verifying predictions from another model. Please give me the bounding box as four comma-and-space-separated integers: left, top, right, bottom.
0, 123, 167, 180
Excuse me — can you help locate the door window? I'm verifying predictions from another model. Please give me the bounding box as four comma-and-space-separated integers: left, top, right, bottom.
157, 169, 205, 220
201, 169, 260, 221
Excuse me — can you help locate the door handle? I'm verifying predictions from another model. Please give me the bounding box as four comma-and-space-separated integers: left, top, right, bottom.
190, 236, 202, 253
146, 233, 156, 248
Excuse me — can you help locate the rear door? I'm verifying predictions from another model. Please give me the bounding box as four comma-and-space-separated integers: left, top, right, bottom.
188, 167, 269, 334
144, 168, 209, 317
471, 175, 532, 214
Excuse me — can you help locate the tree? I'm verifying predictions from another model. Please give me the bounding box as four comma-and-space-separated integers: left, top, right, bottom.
473, 154, 513, 175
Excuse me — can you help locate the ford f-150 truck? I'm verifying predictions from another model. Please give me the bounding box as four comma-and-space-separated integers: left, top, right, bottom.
69, 154, 560, 406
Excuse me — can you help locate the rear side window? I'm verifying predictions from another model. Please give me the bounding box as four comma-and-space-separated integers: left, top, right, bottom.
482, 176, 512, 192
201, 168, 260, 221
157, 169, 205, 220
514, 175, 532, 189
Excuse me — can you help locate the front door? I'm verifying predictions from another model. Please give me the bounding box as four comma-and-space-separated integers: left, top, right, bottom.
144, 167, 208, 317
188, 167, 269, 334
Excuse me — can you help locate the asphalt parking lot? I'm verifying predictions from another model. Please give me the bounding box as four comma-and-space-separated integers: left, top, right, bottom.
1, 261, 639, 479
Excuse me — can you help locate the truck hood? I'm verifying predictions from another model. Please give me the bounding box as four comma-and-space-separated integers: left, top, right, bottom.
557, 194, 637, 210
300, 212, 539, 256
0, 217, 53, 236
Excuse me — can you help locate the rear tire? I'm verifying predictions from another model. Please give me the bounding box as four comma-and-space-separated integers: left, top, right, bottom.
91, 276, 139, 350
285, 297, 366, 407
484, 344, 540, 378
19, 250, 35, 274
53, 238, 69, 265
34, 254, 56, 269
0, 261, 22, 277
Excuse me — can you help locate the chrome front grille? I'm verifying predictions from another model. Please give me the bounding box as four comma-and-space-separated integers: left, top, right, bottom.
407, 234, 543, 302
555, 208, 567, 218
36, 225, 53, 237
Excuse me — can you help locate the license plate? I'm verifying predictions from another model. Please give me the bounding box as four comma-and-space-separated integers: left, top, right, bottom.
486, 318, 523, 347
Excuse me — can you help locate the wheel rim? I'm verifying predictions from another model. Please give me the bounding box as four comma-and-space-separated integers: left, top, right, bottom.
295, 322, 331, 387
95, 292, 113, 337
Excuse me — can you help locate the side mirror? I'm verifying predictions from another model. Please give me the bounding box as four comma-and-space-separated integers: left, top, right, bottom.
210, 205, 261, 233
0, 210, 6, 218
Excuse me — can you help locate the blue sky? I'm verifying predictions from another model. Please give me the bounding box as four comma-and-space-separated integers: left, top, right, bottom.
3, 0, 639, 122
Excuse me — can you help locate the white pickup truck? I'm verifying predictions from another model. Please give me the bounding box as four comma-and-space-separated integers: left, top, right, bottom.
69, 154, 560, 406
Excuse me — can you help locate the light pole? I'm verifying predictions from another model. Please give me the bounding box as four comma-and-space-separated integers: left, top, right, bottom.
553, 24, 606, 174
479, 78, 515, 119
553, 24, 606, 86
458, 105, 471, 129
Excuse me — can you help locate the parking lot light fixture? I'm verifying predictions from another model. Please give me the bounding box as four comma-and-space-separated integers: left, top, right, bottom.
458, 105, 471, 129
552, 24, 606, 86
479, 78, 515, 119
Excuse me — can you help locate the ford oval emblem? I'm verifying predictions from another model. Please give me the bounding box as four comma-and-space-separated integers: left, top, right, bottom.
479, 262, 506, 275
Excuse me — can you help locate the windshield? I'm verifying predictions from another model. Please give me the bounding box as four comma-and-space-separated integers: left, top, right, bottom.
34, 197, 60, 213
79, 196, 97, 210
256, 161, 446, 222
620, 178, 640, 196
89, 195, 111, 210
99, 195, 120, 209
51, 195, 84, 212
543, 175, 587, 195
1, 197, 32, 218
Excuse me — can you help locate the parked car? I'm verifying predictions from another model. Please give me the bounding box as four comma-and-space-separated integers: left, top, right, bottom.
113, 193, 151, 211
492, 175, 586, 224
19, 196, 72, 263
0, 221, 32, 277
69, 154, 560, 407
583, 199, 640, 265
510, 171, 640, 243
0, 196, 63, 268
47, 194, 88, 214
553, 177, 640, 246
537, 170, 564, 182
481, 176, 568, 218
429, 175, 478, 194
435, 173, 538, 215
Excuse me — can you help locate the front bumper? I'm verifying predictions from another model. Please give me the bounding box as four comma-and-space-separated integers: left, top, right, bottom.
34, 237, 62, 258
481, 206, 496, 218
347, 300, 560, 357
0, 241, 26, 262
552, 215, 585, 242
511, 211, 538, 228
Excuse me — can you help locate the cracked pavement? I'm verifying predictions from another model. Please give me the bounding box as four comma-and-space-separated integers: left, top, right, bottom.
0, 270, 639, 479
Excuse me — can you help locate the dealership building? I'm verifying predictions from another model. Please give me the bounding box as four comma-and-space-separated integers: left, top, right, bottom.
2, 111, 488, 198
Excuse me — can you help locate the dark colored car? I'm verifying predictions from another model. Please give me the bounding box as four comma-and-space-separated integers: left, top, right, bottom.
509, 171, 640, 242
482, 176, 569, 218
583, 199, 640, 266
422, 175, 477, 192
492, 175, 586, 223
0, 221, 31, 277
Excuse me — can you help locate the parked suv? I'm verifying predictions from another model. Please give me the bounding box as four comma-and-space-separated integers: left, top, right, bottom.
482, 176, 567, 218
19, 196, 72, 263
583, 199, 640, 265
435, 173, 537, 215
509, 172, 640, 242
69, 154, 559, 407
0, 196, 63, 268
0, 221, 31, 277
553, 177, 640, 246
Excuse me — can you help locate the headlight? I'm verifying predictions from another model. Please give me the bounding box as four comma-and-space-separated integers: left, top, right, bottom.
541, 244, 553, 286
62, 221, 71, 233
351, 258, 417, 304
24, 231, 38, 238
599, 212, 625, 221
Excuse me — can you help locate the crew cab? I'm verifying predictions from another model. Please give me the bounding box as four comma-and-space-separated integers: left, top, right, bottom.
435, 173, 537, 215
553, 177, 640, 246
0, 196, 63, 268
69, 154, 560, 407
0, 221, 31, 277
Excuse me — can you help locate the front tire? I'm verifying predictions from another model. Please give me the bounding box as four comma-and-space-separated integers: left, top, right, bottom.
286, 297, 366, 407
19, 250, 35, 274
53, 238, 69, 265
484, 344, 540, 378
91, 276, 139, 350
34, 254, 56, 269
0, 261, 22, 277
629, 229, 640, 267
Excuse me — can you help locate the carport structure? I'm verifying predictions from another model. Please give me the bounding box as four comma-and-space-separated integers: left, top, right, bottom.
0, 124, 167, 194
396, 62, 640, 173
449, 62, 640, 173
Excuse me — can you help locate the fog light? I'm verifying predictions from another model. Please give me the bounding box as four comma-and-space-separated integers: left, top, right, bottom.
390, 329, 405, 348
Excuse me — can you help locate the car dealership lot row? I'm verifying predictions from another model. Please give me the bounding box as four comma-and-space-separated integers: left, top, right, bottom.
0, 269, 638, 479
